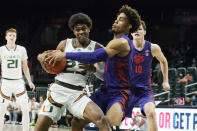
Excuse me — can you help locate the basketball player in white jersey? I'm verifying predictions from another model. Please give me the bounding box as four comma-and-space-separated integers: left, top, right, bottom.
0, 28, 35, 131
36, 13, 111, 131
130, 114, 148, 131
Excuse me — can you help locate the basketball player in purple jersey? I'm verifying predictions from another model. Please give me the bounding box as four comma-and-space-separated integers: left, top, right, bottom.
126, 20, 170, 131
45, 5, 141, 130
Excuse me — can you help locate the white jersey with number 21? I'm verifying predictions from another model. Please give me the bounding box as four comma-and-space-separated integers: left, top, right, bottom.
0, 45, 28, 79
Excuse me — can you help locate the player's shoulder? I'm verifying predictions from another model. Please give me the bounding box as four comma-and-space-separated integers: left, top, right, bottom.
60, 39, 68, 44
61, 38, 74, 45
151, 43, 162, 56
118, 38, 130, 49
16, 45, 26, 51
93, 41, 104, 50
0, 45, 5, 50
16, 44, 25, 48
56, 39, 68, 51
0, 46, 4, 54
63, 38, 74, 44
107, 38, 129, 49
111, 38, 128, 45
151, 43, 161, 51
59, 39, 67, 44
119, 37, 130, 45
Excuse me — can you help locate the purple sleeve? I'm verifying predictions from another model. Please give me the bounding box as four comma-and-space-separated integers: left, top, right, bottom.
66, 48, 108, 64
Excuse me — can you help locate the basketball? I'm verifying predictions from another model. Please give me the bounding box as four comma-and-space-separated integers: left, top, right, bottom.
44, 58, 67, 74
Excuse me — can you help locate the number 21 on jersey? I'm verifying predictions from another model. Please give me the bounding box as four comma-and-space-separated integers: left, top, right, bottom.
7, 59, 18, 68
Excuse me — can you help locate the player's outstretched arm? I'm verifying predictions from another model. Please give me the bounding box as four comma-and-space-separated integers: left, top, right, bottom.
46, 38, 129, 66
151, 44, 170, 91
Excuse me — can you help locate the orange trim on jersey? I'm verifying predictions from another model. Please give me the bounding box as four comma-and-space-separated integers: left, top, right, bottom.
118, 90, 130, 114
48, 92, 63, 108
42, 105, 47, 112
55, 79, 83, 91
0, 86, 10, 100
16, 88, 26, 97
74, 93, 85, 103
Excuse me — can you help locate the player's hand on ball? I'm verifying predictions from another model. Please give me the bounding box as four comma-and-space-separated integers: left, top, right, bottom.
43, 50, 54, 54
162, 82, 170, 91
37, 50, 54, 64
45, 50, 66, 67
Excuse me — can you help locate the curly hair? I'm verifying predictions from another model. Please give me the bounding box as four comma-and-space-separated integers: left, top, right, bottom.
118, 5, 141, 33
68, 13, 92, 30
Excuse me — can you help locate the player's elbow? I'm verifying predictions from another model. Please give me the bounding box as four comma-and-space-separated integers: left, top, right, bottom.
104, 48, 116, 58
37, 54, 42, 61
161, 59, 168, 67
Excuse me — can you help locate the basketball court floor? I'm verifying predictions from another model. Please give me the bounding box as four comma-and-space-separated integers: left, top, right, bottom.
2, 124, 70, 131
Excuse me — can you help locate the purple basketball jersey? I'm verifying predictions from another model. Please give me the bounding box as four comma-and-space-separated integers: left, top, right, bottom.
90, 34, 132, 114
104, 34, 131, 89
129, 40, 153, 89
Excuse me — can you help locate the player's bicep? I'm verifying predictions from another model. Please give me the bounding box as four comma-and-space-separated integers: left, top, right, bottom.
152, 44, 166, 62
56, 40, 67, 51
105, 39, 126, 57
104, 47, 119, 58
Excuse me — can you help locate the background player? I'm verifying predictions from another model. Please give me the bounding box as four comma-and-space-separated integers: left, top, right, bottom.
125, 20, 170, 131
0, 28, 35, 131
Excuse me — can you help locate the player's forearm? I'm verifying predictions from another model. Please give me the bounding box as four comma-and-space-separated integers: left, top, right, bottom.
23, 65, 32, 83
66, 48, 108, 64
160, 58, 169, 82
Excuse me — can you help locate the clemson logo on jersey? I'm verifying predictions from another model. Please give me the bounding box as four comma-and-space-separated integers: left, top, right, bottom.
134, 54, 144, 64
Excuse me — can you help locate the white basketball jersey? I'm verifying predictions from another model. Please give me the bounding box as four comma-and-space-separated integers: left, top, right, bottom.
55, 38, 97, 87
0, 45, 28, 79
140, 118, 148, 131
136, 116, 148, 131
